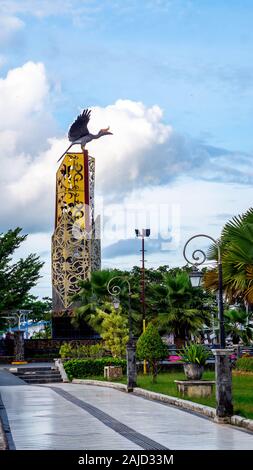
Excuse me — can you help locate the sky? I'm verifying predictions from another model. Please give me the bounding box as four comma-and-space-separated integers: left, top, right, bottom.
1, 0, 253, 298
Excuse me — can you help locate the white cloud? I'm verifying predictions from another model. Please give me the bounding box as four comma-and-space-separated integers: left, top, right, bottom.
0, 61, 60, 231
0, 60, 253, 239
1, 60, 253, 300
0, 15, 24, 44
0, 61, 49, 128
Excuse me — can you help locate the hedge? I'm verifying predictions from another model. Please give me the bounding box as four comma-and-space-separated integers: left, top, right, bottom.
64, 357, 127, 380
236, 356, 253, 372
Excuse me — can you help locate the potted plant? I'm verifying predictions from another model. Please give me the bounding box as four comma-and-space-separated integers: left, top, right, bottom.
181, 343, 210, 380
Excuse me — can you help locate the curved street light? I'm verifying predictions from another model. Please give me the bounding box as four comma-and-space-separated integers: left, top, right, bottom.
107, 276, 133, 339
183, 234, 225, 348
107, 276, 136, 390
183, 234, 234, 419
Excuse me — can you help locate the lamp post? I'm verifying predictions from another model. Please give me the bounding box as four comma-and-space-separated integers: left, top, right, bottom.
183, 234, 233, 421
183, 234, 225, 348
3, 310, 31, 363
107, 276, 137, 391
135, 228, 150, 374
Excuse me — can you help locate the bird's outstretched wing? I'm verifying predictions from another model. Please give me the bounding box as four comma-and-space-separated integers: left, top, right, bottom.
68, 109, 91, 142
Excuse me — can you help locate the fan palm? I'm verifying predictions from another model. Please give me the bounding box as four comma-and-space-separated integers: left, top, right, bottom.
157, 271, 211, 342
224, 308, 253, 345
71, 270, 118, 332
204, 208, 253, 302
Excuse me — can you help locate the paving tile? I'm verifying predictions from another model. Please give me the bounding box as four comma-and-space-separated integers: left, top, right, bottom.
1, 383, 253, 450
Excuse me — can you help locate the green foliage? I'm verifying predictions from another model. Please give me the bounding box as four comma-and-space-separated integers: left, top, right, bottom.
236, 356, 253, 372
205, 207, 253, 303
0, 228, 44, 319
180, 343, 210, 366
64, 358, 127, 381
72, 266, 215, 343
59, 343, 75, 358
156, 270, 212, 341
19, 295, 52, 322
59, 342, 105, 359
31, 324, 52, 339
136, 324, 167, 383
99, 304, 129, 358
224, 308, 253, 345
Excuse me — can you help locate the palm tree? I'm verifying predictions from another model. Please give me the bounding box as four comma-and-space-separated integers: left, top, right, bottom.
156, 271, 211, 344
224, 308, 253, 345
204, 208, 253, 303
71, 270, 118, 332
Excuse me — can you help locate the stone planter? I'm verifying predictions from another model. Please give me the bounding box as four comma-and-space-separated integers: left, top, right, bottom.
184, 363, 204, 380
175, 380, 215, 398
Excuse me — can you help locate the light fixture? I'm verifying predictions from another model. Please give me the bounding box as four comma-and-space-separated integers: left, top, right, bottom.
135, 229, 151, 238
112, 296, 120, 309
189, 266, 203, 288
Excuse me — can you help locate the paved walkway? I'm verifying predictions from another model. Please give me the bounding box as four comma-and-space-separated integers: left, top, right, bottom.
0, 382, 253, 450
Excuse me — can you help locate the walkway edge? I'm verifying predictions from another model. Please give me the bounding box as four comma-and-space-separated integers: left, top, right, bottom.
72, 379, 253, 432
0, 417, 8, 450
72, 378, 128, 392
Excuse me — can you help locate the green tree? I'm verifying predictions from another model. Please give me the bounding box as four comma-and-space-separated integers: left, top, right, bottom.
71, 270, 121, 332
156, 271, 212, 344
224, 308, 253, 345
136, 323, 167, 383
204, 208, 253, 303
19, 295, 52, 322
98, 304, 129, 358
31, 324, 52, 339
0, 228, 44, 327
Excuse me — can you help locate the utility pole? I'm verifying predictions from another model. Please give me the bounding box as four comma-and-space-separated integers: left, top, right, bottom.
135, 228, 150, 374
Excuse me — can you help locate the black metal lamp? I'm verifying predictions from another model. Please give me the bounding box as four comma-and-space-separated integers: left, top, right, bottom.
189, 266, 203, 288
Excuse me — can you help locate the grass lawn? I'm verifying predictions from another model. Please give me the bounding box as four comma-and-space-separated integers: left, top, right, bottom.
84, 370, 253, 420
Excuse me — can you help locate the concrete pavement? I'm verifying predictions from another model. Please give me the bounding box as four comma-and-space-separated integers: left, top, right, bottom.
0, 382, 253, 450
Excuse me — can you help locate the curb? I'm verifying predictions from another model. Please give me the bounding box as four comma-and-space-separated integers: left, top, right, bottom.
71, 379, 253, 432
72, 379, 128, 392
0, 418, 8, 450
133, 387, 216, 419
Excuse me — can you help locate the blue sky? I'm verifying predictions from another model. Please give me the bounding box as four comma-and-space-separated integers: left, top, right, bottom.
1, 0, 253, 297
3, 0, 253, 149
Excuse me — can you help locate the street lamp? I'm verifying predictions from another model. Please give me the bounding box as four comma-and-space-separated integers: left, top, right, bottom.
189, 266, 203, 288
135, 228, 150, 374
183, 234, 233, 420
107, 276, 137, 391
183, 233, 225, 348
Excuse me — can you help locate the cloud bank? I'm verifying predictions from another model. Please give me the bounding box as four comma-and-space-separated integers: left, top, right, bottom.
0, 60, 253, 237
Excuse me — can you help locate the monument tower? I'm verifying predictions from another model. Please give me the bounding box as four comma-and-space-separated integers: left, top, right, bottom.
51, 109, 112, 338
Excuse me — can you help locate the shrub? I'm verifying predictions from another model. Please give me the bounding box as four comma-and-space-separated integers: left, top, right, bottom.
236, 356, 253, 372
136, 323, 167, 383
180, 343, 210, 366
99, 306, 129, 358
64, 357, 127, 381
59, 342, 105, 359
59, 343, 76, 358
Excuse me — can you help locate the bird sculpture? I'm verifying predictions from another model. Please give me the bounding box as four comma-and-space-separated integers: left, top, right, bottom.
57, 108, 113, 162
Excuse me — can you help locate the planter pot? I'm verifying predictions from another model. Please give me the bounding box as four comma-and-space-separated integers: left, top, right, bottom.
183, 363, 204, 380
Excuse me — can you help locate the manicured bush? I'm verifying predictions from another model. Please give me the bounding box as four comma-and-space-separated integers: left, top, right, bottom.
236, 356, 253, 372
64, 357, 127, 380
137, 323, 168, 383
